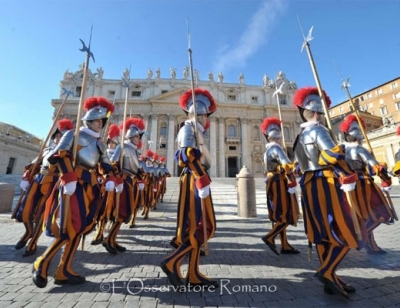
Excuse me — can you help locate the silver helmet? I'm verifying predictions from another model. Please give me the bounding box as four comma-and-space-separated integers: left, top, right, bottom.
82, 97, 114, 127
261, 117, 282, 140
179, 88, 217, 116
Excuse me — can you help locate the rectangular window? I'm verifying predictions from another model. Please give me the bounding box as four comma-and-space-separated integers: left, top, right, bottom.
360, 96, 364, 101
379, 98, 384, 104
251, 96, 258, 103
228, 146, 236, 151
380, 106, 388, 115
391, 82, 398, 89
396, 102, 400, 110
227, 94, 236, 101
393, 92, 400, 100
76, 86, 82, 97
376, 88, 383, 95
339, 106, 344, 112
131, 91, 141, 97
161, 90, 168, 94
366, 93, 372, 99
369, 102, 374, 108
160, 127, 167, 136
108, 90, 115, 97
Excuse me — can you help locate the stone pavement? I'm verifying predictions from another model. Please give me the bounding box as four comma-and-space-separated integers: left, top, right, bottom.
1, 176, 400, 308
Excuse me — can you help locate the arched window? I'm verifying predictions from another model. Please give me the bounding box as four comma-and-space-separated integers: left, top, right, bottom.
253, 126, 260, 140
159, 122, 167, 136
228, 125, 236, 137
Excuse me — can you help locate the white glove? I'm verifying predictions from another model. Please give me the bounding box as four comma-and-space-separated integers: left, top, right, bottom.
340, 183, 356, 192
105, 181, 115, 192
287, 187, 297, 194
153, 188, 157, 192
381, 186, 391, 192
198, 185, 210, 199
115, 183, 124, 193
138, 183, 145, 190
64, 181, 77, 195
20, 180, 30, 192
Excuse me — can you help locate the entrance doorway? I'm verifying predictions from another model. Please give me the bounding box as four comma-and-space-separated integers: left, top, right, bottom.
227, 157, 238, 178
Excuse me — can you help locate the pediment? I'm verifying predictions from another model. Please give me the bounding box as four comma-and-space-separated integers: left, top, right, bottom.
150, 86, 190, 103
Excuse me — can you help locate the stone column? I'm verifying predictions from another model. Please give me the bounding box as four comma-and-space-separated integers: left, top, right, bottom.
218, 117, 226, 177
149, 114, 158, 152
167, 114, 176, 175
209, 117, 217, 177
141, 114, 150, 152
240, 117, 248, 170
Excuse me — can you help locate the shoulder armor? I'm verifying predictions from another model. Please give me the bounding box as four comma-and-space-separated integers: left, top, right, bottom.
110, 145, 121, 163
177, 124, 196, 148
55, 130, 74, 152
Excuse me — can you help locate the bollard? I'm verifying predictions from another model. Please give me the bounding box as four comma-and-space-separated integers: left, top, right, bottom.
0, 183, 15, 213
236, 165, 257, 218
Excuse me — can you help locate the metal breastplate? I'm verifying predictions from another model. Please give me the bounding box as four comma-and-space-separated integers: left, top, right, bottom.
107, 148, 116, 161
40, 146, 53, 169
294, 125, 336, 172
345, 144, 377, 171
263, 143, 291, 172
177, 123, 211, 170
55, 130, 104, 169
110, 143, 140, 175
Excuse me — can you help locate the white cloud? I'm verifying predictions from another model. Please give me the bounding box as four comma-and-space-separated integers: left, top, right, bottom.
213, 0, 287, 73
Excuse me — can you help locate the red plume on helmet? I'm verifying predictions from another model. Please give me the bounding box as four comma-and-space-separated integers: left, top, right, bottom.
58, 119, 74, 131
160, 156, 166, 163
293, 86, 332, 109
397, 126, 400, 136
107, 124, 120, 140
153, 153, 159, 161
83, 97, 115, 113
260, 117, 281, 136
339, 115, 366, 133
179, 88, 217, 115
119, 117, 145, 131
145, 149, 154, 158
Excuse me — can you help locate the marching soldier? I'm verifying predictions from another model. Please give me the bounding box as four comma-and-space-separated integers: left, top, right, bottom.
158, 156, 170, 203
104, 117, 145, 254
32, 97, 117, 288
15, 119, 74, 256
141, 150, 156, 220
129, 140, 145, 228
339, 114, 394, 254
260, 117, 300, 255
293, 86, 364, 297
91, 124, 121, 246
160, 88, 217, 288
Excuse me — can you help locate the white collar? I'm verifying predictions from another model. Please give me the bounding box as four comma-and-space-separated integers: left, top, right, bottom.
80, 127, 100, 138
300, 121, 319, 128
124, 141, 137, 149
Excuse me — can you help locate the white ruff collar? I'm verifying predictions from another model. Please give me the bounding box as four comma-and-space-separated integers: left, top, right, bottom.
125, 141, 137, 149
300, 121, 319, 128
80, 127, 100, 138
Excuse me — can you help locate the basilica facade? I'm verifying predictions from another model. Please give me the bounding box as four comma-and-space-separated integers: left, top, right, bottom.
56, 66, 301, 177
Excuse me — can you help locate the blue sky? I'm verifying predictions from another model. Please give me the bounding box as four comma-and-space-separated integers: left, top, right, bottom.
1, 0, 399, 139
